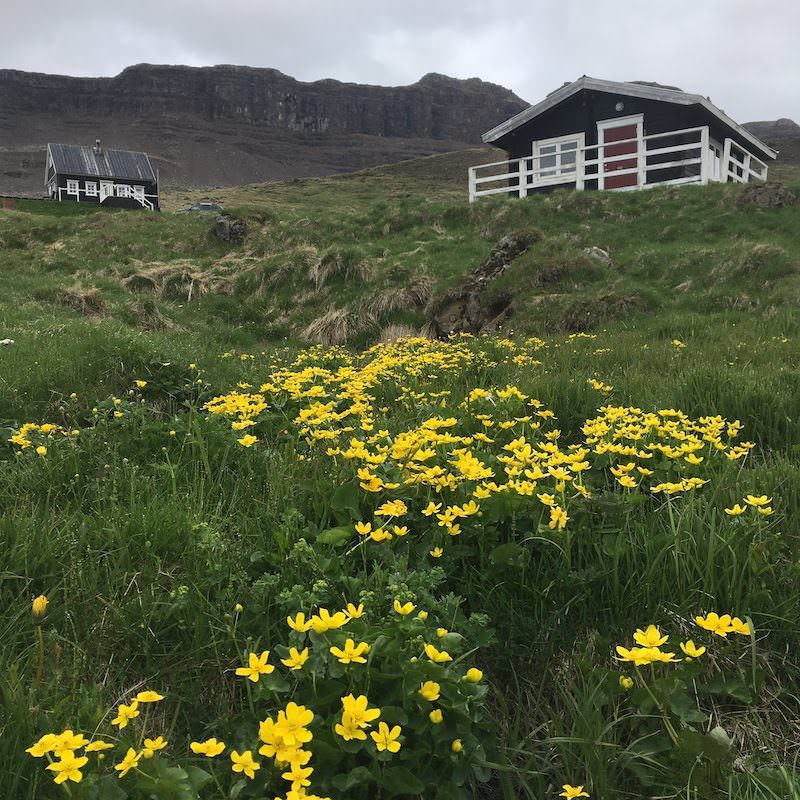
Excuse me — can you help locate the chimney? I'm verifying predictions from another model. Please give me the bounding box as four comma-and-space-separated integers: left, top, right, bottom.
94, 139, 102, 153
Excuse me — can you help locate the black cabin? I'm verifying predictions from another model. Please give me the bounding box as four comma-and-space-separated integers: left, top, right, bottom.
45, 141, 159, 211
469, 77, 777, 202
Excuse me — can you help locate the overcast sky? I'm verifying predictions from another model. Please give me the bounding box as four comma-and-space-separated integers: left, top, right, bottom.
3, 0, 798, 121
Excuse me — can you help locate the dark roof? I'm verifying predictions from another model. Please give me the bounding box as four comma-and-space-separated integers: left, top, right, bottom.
483, 77, 777, 160
47, 143, 156, 182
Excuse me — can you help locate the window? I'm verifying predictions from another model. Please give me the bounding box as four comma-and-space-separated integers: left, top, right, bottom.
533, 133, 585, 183
84, 182, 98, 197
66, 179, 79, 195
115, 184, 131, 198
132, 185, 145, 200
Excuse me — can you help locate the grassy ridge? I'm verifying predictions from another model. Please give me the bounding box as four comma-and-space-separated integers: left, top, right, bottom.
1, 168, 800, 798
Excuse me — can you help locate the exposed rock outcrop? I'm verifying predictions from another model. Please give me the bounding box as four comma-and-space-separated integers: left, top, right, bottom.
428, 233, 538, 336
735, 182, 798, 208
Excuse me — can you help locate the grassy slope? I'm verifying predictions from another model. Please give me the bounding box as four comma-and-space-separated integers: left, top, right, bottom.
1, 160, 800, 798
1, 153, 799, 423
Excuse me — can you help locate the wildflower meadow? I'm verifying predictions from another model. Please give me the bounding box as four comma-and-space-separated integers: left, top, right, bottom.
1, 178, 800, 799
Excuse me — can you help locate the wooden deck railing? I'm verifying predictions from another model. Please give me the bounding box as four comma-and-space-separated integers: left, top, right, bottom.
468, 126, 769, 202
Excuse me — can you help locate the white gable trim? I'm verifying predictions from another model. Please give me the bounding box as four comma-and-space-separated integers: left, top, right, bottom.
482, 76, 777, 160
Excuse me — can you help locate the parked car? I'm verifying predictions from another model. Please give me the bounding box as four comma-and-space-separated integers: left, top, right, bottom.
179, 201, 224, 213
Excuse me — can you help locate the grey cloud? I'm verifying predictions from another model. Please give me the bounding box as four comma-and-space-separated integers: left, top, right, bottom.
3, 0, 798, 121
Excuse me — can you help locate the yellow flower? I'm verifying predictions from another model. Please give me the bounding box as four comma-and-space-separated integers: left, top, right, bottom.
35, 445, 47, 456
51, 730, 89, 756
355, 521, 372, 536
464, 667, 484, 683
287, 612, 313, 632
393, 599, 415, 616
310, 608, 348, 633
237, 434, 258, 447
756, 506, 774, 516
281, 646, 310, 670
114, 747, 141, 778
134, 690, 165, 703
134, 380, 148, 388
371, 721, 402, 753
236, 650, 275, 682
680, 640, 706, 658
548, 505, 569, 531
26, 733, 58, 757
429, 709, 443, 724
419, 681, 441, 701
744, 495, 771, 507
190, 738, 226, 757
344, 602, 364, 619
725, 504, 746, 516
429, 547, 444, 558
47, 752, 89, 784
417, 610, 429, 621
375, 499, 408, 517
282, 761, 313, 790
437, 627, 448, 638
231, 749, 260, 780
560, 785, 590, 799
632, 625, 668, 647
451, 738, 463, 753
330, 638, 370, 665
111, 700, 140, 729
422, 501, 442, 516
142, 736, 167, 758
695, 612, 733, 637
729, 616, 751, 635
32, 594, 48, 617
619, 675, 634, 690
424, 643, 453, 663
84, 740, 114, 753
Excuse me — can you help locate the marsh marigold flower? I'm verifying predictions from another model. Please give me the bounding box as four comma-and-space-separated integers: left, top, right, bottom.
464, 667, 484, 682
330, 638, 370, 665
619, 675, 634, 689
32, 594, 48, 617
560, 785, 590, 799
680, 640, 706, 658
111, 701, 140, 729
451, 738, 463, 753
424, 643, 453, 663
47, 753, 89, 784
142, 737, 167, 759
393, 599, 415, 616
281, 647, 310, 670
114, 748, 141, 778
429, 709, 443, 724
419, 681, 440, 701
371, 721, 402, 753
231, 750, 260, 780
633, 625, 668, 647
190, 738, 226, 757
134, 690, 165, 703
236, 650, 275, 682
694, 612, 734, 637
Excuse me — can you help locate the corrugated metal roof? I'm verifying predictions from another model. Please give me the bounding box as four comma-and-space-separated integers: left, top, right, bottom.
48, 143, 156, 182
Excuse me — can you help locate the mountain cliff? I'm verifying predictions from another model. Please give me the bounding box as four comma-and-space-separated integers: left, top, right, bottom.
0, 64, 526, 195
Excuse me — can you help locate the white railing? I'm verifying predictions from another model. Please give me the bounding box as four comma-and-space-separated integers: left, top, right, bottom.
58, 185, 156, 210
468, 127, 768, 202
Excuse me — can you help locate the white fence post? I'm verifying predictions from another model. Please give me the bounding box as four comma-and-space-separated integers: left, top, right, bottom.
699, 126, 710, 185
576, 147, 585, 190
468, 167, 476, 204
518, 157, 527, 198
742, 152, 752, 183
721, 139, 732, 183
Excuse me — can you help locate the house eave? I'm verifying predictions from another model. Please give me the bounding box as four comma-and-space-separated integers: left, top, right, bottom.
482, 77, 777, 161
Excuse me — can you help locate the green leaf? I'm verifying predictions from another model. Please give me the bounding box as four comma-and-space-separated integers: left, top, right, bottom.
330, 481, 362, 520
332, 766, 375, 792
261, 672, 290, 692
669, 691, 708, 723
185, 766, 213, 792
380, 765, 427, 796
489, 542, 524, 566
317, 525, 354, 546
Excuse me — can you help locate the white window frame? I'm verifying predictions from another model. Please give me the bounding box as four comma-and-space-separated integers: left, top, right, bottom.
597, 113, 644, 190
532, 132, 585, 186
132, 185, 145, 200
115, 183, 132, 198
100, 181, 114, 202
66, 179, 80, 196
84, 181, 98, 197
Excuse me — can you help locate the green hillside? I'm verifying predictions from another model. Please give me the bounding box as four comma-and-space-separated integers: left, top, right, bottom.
2, 162, 800, 800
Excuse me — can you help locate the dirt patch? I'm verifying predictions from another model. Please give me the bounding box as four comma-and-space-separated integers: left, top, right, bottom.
428, 233, 539, 336
736, 182, 798, 208
557, 293, 650, 332
56, 286, 106, 317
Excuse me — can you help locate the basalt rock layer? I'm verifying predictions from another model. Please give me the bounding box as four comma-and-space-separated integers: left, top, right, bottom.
0, 64, 525, 195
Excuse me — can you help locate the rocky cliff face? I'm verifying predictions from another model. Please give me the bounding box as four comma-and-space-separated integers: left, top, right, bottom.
0, 65, 526, 142
743, 118, 800, 141
0, 65, 526, 196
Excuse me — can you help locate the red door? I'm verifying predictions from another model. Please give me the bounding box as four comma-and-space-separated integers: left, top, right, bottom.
601, 122, 639, 189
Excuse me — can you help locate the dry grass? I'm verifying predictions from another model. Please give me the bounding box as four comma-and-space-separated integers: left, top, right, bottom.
360, 273, 435, 322
300, 307, 354, 345
121, 261, 236, 300
308, 250, 374, 291
55, 286, 106, 317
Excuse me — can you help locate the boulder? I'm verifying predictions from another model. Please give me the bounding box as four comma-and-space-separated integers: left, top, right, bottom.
736, 182, 798, 209
213, 214, 247, 244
